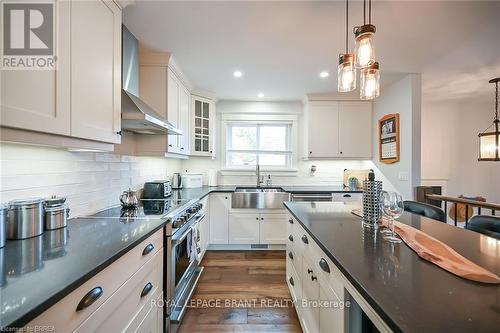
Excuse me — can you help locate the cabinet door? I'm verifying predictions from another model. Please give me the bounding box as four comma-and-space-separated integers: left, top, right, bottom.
134, 305, 162, 333
199, 196, 210, 257
167, 69, 180, 153
178, 86, 191, 154
192, 96, 213, 156
71, 0, 121, 144
319, 284, 344, 333
229, 213, 260, 244
301, 255, 320, 333
1, 0, 70, 136
260, 214, 287, 244
308, 102, 339, 158
338, 102, 372, 158
209, 194, 230, 244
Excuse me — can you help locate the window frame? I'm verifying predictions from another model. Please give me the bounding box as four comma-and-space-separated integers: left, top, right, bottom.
225, 122, 293, 169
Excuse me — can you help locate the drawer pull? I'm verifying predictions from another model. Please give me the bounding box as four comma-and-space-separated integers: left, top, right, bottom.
319, 258, 330, 273
289, 276, 295, 286
288, 218, 294, 224
76, 287, 103, 312
288, 235, 294, 242
288, 251, 294, 260
142, 243, 155, 256
140, 282, 153, 298
343, 194, 352, 198
311, 275, 318, 281
301, 235, 309, 244
307, 269, 313, 274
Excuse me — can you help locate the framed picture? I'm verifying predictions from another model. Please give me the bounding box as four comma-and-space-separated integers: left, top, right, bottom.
379, 113, 400, 164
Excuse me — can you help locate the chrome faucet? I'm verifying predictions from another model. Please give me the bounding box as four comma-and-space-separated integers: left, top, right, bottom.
256, 164, 264, 187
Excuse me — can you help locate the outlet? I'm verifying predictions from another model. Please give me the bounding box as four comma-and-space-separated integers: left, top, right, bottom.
398, 171, 409, 181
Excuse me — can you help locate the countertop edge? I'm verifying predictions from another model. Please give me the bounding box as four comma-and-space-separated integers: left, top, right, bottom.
283, 202, 403, 333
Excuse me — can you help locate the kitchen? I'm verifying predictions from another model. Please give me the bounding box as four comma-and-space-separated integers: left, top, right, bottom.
1, 1, 500, 333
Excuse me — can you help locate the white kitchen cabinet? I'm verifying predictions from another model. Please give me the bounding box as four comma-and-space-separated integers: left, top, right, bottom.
308, 102, 340, 158
332, 192, 363, 202
319, 283, 344, 333
0, 0, 70, 136
191, 95, 215, 157
70, 0, 122, 144
1, 0, 121, 146
178, 86, 191, 154
307, 101, 372, 159
259, 214, 287, 244
133, 304, 163, 333
167, 69, 181, 154
199, 196, 210, 259
301, 255, 320, 333
338, 102, 372, 158
229, 213, 260, 244
209, 193, 230, 244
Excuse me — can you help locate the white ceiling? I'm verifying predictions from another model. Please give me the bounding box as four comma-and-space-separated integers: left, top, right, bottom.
123, 1, 500, 101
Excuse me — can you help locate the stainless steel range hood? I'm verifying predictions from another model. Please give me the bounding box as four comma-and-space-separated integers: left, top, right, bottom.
121, 26, 182, 135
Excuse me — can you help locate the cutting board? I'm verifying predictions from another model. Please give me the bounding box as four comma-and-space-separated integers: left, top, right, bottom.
343, 169, 372, 189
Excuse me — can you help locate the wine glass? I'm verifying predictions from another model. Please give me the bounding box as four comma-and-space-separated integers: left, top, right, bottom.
380, 191, 403, 243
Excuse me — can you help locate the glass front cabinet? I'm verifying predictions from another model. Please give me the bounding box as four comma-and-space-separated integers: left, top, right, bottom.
191, 95, 215, 157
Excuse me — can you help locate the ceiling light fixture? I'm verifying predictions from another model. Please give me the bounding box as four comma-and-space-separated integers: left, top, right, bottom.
320, 71, 329, 78
338, 0, 356, 92
354, 0, 376, 68
478, 78, 500, 161
257, 93, 265, 98
360, 62, 380, 100
233, 71, 243, 78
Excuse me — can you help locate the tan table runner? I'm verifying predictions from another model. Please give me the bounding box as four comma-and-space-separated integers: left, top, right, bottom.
351, 208, 500, 284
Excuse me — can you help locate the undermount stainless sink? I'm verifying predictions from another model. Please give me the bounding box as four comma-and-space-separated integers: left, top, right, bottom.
232, 187, 290, 209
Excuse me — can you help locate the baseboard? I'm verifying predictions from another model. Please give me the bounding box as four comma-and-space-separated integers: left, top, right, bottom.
207, 244, 286, 251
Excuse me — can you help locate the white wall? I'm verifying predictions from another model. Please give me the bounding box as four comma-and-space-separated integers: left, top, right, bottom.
372, 74, 422, 200
0, 143, 182, 217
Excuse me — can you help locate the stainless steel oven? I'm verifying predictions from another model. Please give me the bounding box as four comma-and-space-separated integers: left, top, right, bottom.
166, 202, 205, 333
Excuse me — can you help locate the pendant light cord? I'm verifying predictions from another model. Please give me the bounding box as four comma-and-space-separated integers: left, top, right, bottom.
363, 0, 366, 25
495, 81, 499, 122
369, 0, 372, 25
346, 0, 349, 53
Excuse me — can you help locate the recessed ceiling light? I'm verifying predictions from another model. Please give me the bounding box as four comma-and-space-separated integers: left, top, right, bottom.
233, 71, 243, 78
320, 71, 329, 78
257, 93, 265, 98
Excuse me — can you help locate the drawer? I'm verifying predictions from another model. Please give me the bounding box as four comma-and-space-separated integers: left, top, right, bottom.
27, 229, 163, 332
333, 192, 362, 202
309, 240, 344, 300
286, 258, 301, 302
75, 250, 163, 332
286, 214, 296, 235
286, 244, 301, 278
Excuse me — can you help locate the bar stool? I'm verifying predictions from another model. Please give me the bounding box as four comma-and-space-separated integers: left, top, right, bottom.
403, 201, 446, 222
465, 215, 500, 240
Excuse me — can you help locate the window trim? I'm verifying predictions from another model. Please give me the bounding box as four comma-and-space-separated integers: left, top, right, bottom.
221, 114, 298, 172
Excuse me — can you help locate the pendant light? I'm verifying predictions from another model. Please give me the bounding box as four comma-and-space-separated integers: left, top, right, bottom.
338, 0, 356, 92
360, 62, 380, 100
354, 0, 376, 68
478, 78, 500, 161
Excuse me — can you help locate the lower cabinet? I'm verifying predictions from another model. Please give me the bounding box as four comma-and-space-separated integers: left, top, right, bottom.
228, 213, 286, 245
198, 195, 210, 258
209, 193, 230, 244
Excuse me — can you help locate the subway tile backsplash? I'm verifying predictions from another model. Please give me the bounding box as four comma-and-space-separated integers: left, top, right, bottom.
0, 143, 182, 217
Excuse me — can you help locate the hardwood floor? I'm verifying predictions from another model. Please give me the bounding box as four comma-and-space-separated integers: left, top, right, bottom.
179, 251, 302, 333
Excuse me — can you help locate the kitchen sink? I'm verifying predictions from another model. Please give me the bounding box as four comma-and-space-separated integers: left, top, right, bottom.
232, 187, 290, 209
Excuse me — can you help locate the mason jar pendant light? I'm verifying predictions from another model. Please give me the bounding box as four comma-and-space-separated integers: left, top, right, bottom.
360, 62, 380, 100
338, 0, 356, 92
354, 0, 376, 68
478, 78, 500, 161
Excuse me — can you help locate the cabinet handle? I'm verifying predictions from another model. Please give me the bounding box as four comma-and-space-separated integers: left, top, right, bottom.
343, 194, 351, 198
309, 151, 312, 155
307, 269, 313, 274
301, 235, 309, 244
76, 287, 103, 312
288, 218, 294, 224
140, 282, 153, 298
256, 217, 259, 220
289, 276, 295, 286
210, 150, 213, 153
116, 130, 122, 136
311, 275, 318, 281
142, 243, 155, 256
288, 235, 294, 242
225, 197, 228, 200
168, 144, 173, 147
319, 258, 330, 273
288, 251, 294, 260
340, 151, 343, 154
260, 217, 263, 220
181, 147, 185, 150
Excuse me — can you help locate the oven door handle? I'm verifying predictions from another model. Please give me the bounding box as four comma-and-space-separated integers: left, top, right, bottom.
172, 226, 194, 245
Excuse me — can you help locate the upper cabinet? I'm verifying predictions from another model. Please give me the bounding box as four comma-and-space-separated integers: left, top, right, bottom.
191, 95, 216, 157
136, 50, 191, 157
70, 0, 122, 144
0, 0, 122, 146
307, 101, 372, 159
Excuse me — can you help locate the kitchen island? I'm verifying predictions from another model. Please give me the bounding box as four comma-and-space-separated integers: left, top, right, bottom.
284, 201, 500, 333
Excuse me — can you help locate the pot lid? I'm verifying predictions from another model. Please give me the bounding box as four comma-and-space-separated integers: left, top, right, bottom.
9, 198, 44, 206
44, 195, 67, 207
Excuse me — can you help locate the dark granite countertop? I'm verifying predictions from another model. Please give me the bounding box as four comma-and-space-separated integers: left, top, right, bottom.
284, 201, 500, 333
0, 185, 363, 328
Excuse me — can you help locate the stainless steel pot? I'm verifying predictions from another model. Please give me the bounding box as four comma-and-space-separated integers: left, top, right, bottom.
44, 205, 69, 230
120, 189, 139, 209
0, 204, 7, 248
7, 198, 44, 239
